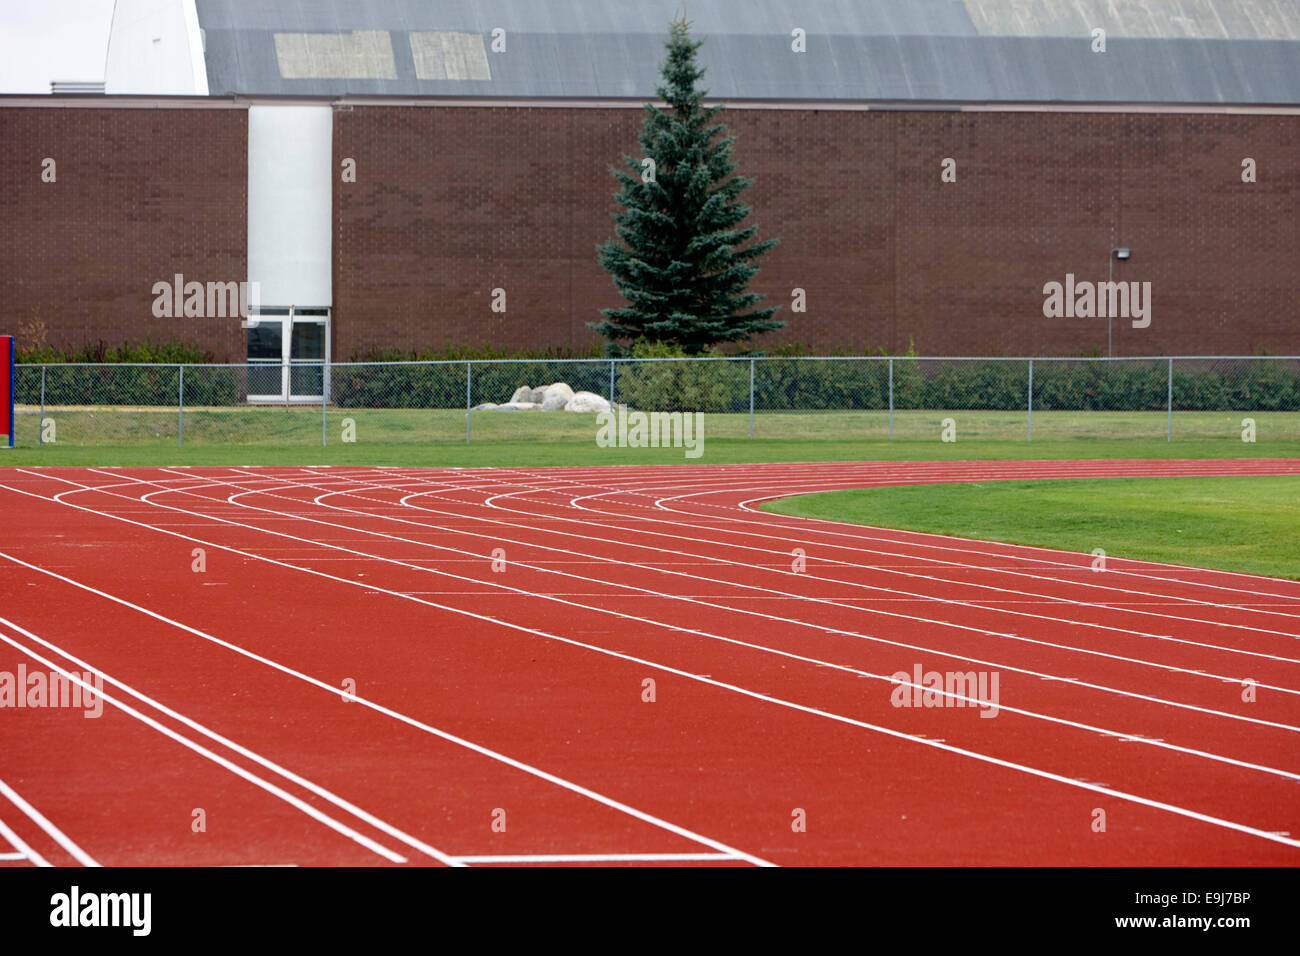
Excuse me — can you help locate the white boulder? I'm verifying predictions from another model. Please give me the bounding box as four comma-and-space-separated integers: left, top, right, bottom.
509, 385, 545, 404
497, 382, 598, 411
564, 391, 611, 413
540, 382, 575, 406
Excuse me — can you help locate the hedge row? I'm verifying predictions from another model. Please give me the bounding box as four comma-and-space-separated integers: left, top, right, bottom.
15, 364, 238, 407
348, 343, 604, 362
331, 361, 612, 409
16, 337, 216, 365
16, 339, 603, 365
751, 359, 1300, 412
13, 358, 1300, 412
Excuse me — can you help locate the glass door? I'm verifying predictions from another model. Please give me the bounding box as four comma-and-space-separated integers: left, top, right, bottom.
246, 313, 286, 402
245, 309, 329, 403
289, 317, 326, 401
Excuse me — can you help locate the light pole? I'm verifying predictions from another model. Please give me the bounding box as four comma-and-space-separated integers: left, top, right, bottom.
1107, 247, 1131, 358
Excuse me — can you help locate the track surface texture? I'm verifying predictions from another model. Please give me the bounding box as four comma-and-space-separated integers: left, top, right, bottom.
1, 460, 1298, 867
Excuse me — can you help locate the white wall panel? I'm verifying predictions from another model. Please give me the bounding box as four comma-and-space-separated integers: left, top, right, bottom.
247, 105, 333, 306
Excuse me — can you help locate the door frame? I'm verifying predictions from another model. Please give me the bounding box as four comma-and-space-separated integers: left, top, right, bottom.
245, 307, 331, 404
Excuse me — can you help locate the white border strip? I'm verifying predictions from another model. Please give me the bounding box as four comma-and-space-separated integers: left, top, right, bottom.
453, 852, 740, 864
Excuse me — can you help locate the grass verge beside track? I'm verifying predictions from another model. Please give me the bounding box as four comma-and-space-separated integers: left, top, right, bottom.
8, 406, 1300, 454
3, 438, 1300, 467
761, 475, 1300, 580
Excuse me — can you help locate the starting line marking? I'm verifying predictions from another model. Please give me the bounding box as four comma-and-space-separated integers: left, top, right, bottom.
0, 813, 49, 867
0, 778, 97, 867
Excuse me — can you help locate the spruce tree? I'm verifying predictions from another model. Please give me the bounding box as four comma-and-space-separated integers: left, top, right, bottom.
593, 16, 781, 354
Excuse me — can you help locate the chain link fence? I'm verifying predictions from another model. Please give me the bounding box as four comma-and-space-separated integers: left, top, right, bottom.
10, 356, 1300, 447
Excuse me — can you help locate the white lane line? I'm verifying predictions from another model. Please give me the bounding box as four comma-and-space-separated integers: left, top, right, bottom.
0, 498, 772, 867
453, 852, 740, 864
284, 462, 1300, 665
0, 816, 47, 866
689, 481, 1300, 606
0, 778, 94, 867
702, 465, 1300, 591
0, 616, 462, 867
117, 468, 1300, 742
461, 462, 1300, 603
6, 475, 1298, 852
607, 480, 1300, 630
0, 626, 412, 866
185, 478, 1300, 770
304, 466, 1300, 655
301, 456, 1300, 607
643, 484, 1300, 628
339, 471, 1300, 664
65, 470, 1300, 777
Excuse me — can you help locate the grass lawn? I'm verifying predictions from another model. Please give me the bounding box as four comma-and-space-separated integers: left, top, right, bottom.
3, 406, 1298, 467
4, 436, 1300, 468
761, 475, 1300, 580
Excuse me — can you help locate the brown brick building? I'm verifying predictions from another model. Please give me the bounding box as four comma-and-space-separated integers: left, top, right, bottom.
4, 0, 1299, 380
3, 97, 1296, 364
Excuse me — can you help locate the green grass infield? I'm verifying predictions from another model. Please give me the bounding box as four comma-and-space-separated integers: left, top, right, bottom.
761, 475, 1300, 580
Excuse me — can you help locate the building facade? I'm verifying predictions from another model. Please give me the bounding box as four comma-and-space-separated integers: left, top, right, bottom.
1, 1, 1296, 400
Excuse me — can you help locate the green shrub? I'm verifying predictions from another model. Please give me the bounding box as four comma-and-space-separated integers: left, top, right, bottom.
330, 359, 613, 410
614, 342, 749, 412
1035, 361, 1170, 411
755, 358, 887, 410
17, 336, 215, 365
14, 331, 1299, 415
348, 342, 603, 362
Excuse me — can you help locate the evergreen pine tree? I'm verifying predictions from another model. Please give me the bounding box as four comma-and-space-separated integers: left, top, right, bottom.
592, 16, 781, 354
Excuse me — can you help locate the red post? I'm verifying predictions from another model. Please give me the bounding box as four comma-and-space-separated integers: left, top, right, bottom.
0, 336, 13, 448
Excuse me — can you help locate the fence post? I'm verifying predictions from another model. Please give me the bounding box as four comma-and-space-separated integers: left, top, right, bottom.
321, 364, 327, 447
39, 365, 46, 446
609, 360, 615, 409
888, 358, 894, 440
466, 361, 472, 443
749, 358, 755, 439
1167, 357, 1173, 442
1027, 359, 1033, 442
178, 364, 184, 447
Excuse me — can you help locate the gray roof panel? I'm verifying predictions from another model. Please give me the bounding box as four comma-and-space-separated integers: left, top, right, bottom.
194, 0, 1300, 103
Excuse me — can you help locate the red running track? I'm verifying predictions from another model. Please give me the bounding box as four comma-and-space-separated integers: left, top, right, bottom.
0, 459, 1298, 866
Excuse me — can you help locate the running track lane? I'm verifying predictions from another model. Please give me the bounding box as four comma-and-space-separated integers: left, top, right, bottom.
0, 461, 1298, 865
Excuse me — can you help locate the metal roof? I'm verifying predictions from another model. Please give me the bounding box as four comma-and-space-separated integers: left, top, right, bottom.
194, 0, 1300, 103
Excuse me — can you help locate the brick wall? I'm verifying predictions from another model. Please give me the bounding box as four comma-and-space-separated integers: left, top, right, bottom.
0, 107, 247, 362
3, 102, 1296, 363
335, 104, 1299, 359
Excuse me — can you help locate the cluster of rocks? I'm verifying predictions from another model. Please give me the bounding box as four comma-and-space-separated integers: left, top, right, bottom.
472, 382, 612, 413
